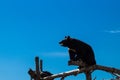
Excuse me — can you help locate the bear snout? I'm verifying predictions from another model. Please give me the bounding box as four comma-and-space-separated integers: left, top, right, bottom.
59, 41, 63, 44
59, 41, 65, 46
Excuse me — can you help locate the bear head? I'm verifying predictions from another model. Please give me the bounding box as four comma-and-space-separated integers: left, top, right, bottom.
59, 36, 72, 48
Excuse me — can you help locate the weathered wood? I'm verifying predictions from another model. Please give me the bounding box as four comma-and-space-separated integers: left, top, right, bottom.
40, 60, 43, 72
28, 68, 36, 80
85, 71, 92, 80
95, 65, 120, 75
43, 68, 80, 80
69, 60, 92, 80
35, 57, 40, 80
68, 61, 120, 75
28, 57, 120, 80
43, 65, 120, 80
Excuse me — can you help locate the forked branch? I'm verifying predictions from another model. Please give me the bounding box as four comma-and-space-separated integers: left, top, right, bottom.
43, 64, 120, 80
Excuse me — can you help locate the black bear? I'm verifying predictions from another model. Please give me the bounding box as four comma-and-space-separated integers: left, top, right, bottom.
59, 36, 96, 67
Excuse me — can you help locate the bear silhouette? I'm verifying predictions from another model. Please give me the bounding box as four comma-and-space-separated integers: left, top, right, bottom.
59, 36, 96, 67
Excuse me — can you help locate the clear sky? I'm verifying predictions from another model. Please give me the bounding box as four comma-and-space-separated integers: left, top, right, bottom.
0, 0, 120, 80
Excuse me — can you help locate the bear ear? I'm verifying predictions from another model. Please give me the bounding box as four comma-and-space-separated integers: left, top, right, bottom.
65, 36, 71, 40
67, 36, 70, 39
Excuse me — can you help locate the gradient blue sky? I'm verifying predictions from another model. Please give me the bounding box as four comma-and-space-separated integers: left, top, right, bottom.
0, 0, 120, 80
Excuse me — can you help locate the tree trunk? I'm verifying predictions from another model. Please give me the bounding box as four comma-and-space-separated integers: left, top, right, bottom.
85, 71, 91, 80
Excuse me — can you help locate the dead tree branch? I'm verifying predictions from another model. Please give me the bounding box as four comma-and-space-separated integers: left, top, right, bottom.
43, 64, 120, 80
28, 58, 120, 80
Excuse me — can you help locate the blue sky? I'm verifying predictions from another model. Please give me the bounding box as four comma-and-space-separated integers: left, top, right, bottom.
0, 0, 120, 80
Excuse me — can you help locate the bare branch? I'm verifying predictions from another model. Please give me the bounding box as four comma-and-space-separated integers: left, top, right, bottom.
43, 69, 80, 80
28, 58, 120, 80
43, 64, 120, 80
69, 61, 120, 75
95, 65, 120, 75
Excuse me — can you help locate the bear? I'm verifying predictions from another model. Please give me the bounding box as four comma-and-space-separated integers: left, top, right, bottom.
59, 36, 96, 67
